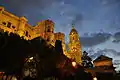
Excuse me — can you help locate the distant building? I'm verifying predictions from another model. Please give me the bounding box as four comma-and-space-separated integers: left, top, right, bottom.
85, 55, 116, 79
93, 55, 116, 74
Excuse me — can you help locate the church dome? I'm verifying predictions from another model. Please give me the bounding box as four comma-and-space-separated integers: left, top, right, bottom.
69, 25, 78, 35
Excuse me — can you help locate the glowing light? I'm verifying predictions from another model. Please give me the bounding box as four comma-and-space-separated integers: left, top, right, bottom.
11, 76, 17, 80
29, 57, 33, 60
93, 77, 97, 80
72, 61, 77, 67
0, 72, 4, 74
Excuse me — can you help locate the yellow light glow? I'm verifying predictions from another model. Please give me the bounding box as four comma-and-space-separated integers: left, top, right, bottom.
72, 62, 77, 67
11, 76, 17, 80
93, 77, 97, 80
29, 57, 33, 60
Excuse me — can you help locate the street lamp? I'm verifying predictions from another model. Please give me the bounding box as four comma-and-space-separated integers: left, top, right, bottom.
72, 62, 77, 67
93, 77, 97, 80
29, 57, 33, 60
11, 76, 17, 80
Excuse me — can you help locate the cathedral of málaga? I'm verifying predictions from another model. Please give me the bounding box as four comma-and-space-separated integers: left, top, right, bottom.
0, 6, 83, 64
0, 6, 117, 80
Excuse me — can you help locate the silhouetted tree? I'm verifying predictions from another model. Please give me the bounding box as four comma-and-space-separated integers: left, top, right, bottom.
82, 51, 93, 68
0, 32, 38, 78
0, 32, 94, 80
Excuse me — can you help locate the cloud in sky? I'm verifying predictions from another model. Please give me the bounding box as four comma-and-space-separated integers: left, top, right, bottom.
1, 0, 120, 33
80, 31, 120, 47
112, 32, 120, 43
80, 32, 112, 47
71, 13, 83, 26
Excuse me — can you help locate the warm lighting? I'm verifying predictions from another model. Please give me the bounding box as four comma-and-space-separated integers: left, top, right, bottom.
93, 77, 97, 80
29, 57, 33, 60
72, 61, 77, 67
0, 72, 4, 74
11, 76, 17, 80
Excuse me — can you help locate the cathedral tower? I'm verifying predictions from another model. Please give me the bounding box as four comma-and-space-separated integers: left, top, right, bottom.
44, 20, 55, 46
68, 25, 82, 64
34, 20, 55, 46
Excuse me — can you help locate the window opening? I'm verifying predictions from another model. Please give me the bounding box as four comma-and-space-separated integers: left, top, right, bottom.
2, 22, 6, 25
25, 31, 28, 37
47, 29, 50, 32
7, 22, 11, 28
12, 26, 15, 29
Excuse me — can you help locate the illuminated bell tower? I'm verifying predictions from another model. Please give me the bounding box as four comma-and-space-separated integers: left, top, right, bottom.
68, 25, 82, 64
43, 20, 55, 46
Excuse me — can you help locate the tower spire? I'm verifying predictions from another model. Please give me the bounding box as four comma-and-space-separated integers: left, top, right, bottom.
72, 24, 75, 29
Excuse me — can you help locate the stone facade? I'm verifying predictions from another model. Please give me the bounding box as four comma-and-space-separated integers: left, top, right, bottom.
85, 55, 116, 78
93, 55, 113, 67
68, 26, 82, 64
0, 6, 82, 65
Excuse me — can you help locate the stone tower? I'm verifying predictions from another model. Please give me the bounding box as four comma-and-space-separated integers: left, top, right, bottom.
44, 20, 55, 46
54, 32, 67, 55
68, 25, 82, 64
34, 20, 55, 46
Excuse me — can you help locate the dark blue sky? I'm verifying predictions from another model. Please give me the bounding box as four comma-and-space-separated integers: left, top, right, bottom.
0, 0, 120, 71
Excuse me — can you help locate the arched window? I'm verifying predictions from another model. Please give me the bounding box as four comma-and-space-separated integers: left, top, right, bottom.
2, 22, 6, 25
12, 26, 15, 29
73, 36, 75, 40
7, 22, 11, 28
25, 31, 28, 37
47, 28, 50, 32
46, 25, 51, 32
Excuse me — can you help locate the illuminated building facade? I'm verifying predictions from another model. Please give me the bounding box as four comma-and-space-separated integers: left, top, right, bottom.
0, 6, 116, 71
68, 26, 82, 64
0, 6, 82, 64
0, 7, 116, 80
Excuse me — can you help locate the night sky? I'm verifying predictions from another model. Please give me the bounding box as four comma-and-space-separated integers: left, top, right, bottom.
0, 0, 120, 71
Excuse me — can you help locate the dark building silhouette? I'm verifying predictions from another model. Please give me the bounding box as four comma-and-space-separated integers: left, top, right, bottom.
0, 31, 94, 80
